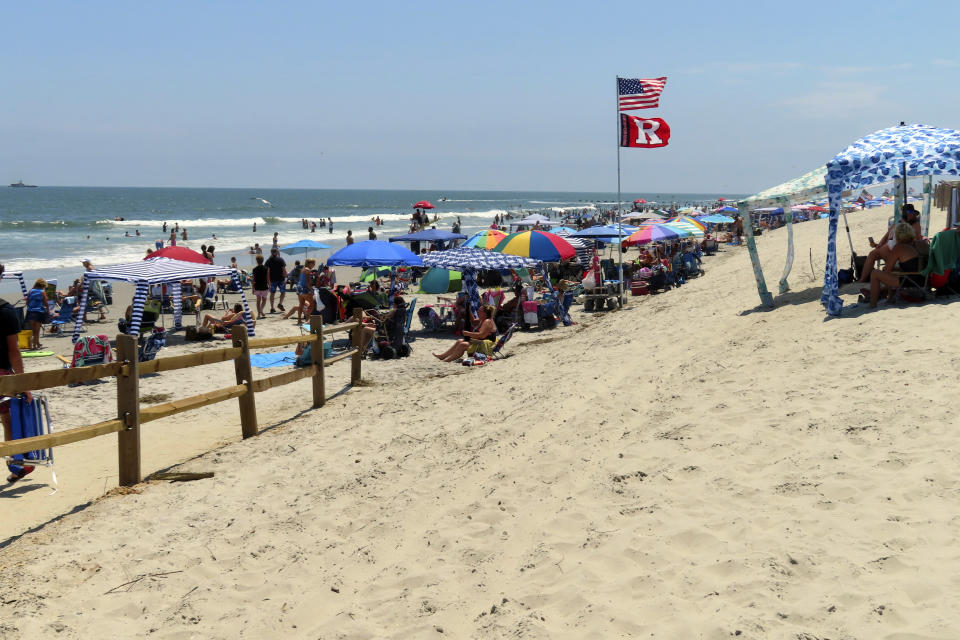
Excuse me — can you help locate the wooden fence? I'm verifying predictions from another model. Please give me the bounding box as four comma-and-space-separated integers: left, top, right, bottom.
0, 312, 364, 486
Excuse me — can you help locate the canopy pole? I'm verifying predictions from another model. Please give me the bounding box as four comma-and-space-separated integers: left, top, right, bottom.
776, 196, 795, 294
921, 175, 933, 237
737, 202, 774, 308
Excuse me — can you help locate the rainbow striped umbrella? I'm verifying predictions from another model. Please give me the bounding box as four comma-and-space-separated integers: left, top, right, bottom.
462, 229, 507, 250
622, 224, 682, 246
665, 215, 707, 230
493, 230, 575, 262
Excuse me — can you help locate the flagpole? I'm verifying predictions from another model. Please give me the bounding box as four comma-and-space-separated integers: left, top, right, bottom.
615, 76, 624, 306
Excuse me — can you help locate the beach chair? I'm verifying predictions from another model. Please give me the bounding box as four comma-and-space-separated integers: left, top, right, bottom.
418, 305, 444, 332
4, 395, 57, 491
521, 300, 539, 329
404, 297, 417, 336
47, 297, 78, 335
138, 328, 166, 362
490, 323, 518, 360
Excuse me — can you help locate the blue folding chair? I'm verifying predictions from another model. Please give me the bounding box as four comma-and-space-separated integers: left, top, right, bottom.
48, 297, 78, 335
5, 395, 57, 491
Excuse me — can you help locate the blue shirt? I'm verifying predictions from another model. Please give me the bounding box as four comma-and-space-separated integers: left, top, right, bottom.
27, 288, 45, 313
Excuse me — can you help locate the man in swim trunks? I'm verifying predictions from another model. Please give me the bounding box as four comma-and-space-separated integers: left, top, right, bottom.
264, 248, 287, 313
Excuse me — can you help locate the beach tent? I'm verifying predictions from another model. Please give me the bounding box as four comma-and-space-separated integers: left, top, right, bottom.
1, 270, 27, 298
508, 214, 553, 230
418, 268, 462, 294
422, 247, 540, 312
72, 258, 254, 341
387, 229, 466, 247
822, 124, 960, 315
737, 165, 829, 307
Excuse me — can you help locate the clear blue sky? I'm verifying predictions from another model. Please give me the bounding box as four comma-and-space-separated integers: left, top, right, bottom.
3, 0, 958, 193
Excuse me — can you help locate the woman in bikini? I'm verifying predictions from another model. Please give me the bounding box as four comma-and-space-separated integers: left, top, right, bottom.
863, 222, 920, 309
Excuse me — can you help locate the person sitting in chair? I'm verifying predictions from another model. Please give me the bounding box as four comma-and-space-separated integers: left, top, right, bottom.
433, 304, 496, 362
858, 204, 925, 283
201, 303, 248, 331
862, 222, 921, 309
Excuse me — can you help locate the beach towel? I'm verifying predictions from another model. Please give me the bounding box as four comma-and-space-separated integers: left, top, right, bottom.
522, 300, 539, 326
249, 352, 298, 368
71, 335, 114, 368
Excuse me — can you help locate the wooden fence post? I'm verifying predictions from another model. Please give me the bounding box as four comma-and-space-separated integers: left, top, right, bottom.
351, 308, 364, 385
116, 334, 141, 487
232, 324, 258, 438
310, 313, 325, 407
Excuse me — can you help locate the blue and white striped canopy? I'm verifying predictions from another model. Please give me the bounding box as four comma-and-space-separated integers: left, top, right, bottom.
1, 271, 27, 297
422, 247, 540, 270
72, 258, 254, 340
85, 257, 242, 283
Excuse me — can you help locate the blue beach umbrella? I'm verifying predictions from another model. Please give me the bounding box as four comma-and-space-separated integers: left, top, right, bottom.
279, 239, 333, 258
699, 214, 735, 224
326, 240, 423, 268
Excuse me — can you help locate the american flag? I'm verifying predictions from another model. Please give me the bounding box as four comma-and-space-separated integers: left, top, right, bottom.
617, 77, 667, 111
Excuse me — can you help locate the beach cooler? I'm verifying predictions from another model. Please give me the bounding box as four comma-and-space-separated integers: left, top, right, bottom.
631, 280, 649, 296
17, 329, 32, 349
522, 300, 539, 326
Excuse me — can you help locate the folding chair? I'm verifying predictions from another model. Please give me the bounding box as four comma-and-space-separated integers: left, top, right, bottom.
490, 323, 518, 360
5, 395, 57, 492
48, 297, 78, 335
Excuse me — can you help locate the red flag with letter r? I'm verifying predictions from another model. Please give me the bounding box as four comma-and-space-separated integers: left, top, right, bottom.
620, 114, 671, 148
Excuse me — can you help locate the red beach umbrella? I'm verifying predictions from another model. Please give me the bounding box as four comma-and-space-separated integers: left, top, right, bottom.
633, 198, 647, 204
145, 246, 211, 264
413, 201, 435, 210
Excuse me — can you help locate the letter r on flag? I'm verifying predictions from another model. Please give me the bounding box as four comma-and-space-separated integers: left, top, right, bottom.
620, 115, 671, 148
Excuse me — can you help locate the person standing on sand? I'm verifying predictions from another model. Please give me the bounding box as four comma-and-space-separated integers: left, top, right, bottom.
368, 226, 377, 240
0, 264, 35, 483
272, 232, 279, 252
265, 248, 287, 313
346, 230, 354, 245
251, 255, 269, 319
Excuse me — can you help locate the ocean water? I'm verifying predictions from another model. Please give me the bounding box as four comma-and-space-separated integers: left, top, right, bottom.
0, 187, 741, 288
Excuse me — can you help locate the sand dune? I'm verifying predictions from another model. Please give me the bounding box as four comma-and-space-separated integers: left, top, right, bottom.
3, 206, 960, 639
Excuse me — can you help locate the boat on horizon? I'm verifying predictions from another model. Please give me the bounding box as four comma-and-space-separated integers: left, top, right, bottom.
9, 180, 37, 188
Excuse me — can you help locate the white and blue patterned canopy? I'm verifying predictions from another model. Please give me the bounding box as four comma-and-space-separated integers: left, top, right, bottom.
422, 247, 540, 270
822, 124, 960, 315
422, 248, 542, 313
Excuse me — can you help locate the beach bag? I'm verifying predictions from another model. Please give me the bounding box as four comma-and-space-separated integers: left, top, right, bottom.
377, 341, 396, 360
837, 268, 854, 285
522, 300, 539, 326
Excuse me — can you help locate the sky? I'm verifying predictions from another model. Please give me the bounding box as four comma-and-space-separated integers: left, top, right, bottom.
2, 0, 959, 193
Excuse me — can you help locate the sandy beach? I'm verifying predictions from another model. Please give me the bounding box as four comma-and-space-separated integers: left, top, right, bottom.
2, 205, 959, 639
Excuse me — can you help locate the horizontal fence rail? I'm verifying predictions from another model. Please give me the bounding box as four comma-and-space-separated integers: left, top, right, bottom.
0, 313, 363, 485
